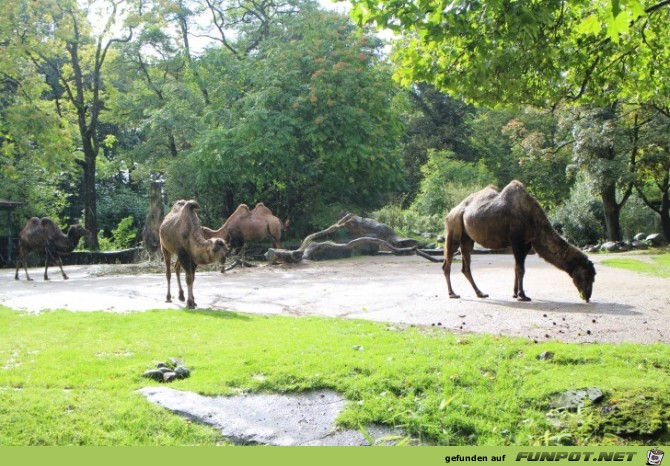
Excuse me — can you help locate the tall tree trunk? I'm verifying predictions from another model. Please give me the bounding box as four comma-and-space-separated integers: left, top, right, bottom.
600, 183, 622, 241
659, 191, 670, 240
82, 139, 99, 250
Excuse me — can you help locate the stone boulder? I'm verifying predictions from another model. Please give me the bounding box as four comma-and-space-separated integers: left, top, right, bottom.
646, 233, 668, 247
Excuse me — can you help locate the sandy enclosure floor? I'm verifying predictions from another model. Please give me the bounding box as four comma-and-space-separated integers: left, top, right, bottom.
2, 253, 669, 344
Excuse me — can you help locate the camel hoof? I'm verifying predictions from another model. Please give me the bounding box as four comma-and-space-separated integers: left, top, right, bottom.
166, 297, 172, 303
186, 302, 196, 309
517, 296, 531, 302
449, 293, 460, 299
477, 293, 489, 298
63, 275, 69, 280
178, 294, 185, 302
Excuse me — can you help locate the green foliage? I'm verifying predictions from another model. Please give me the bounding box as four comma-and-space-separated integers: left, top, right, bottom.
551, 178, 606, 246
350, 0, 670, 109
98, 216, 139, 251
411, 150, 493, 217
371, 202, 442, 236
620, 194, 657, 240
1, 306, 668, 445
165, 9, 405, 235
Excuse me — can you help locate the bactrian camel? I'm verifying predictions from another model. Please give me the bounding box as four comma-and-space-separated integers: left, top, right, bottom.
159, 200, 230, 308
14, 217, 90, 281
203, 202, 286, 252
443, 180, 596, 302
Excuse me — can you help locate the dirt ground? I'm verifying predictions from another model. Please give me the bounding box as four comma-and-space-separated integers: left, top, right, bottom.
2, 252, 669, 344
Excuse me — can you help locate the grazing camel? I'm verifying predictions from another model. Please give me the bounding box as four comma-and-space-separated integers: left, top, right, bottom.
443, 180, 596, 302
204, 202, 286, 252
14, 217, 90, 281
159, 200, 230, 308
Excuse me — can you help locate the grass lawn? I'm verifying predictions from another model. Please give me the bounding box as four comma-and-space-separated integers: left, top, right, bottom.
601, 253, 670, 278
0, 305, 668, 446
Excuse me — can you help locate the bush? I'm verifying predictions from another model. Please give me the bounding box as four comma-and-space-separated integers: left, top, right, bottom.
98, 216, 139, 251
411, 150, 494, 217
551, 180, 605, 246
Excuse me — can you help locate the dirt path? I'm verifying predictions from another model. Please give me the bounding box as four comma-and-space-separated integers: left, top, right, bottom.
2, 253, 668, 344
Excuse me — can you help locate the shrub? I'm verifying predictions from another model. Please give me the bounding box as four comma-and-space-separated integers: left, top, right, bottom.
551, 180, 605, 246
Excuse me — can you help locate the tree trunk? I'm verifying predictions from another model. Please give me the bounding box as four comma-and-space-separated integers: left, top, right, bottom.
659, 191, 670, 241
82, 141, 99, 250
600, 183, 622, 241
142, 182, 165, 253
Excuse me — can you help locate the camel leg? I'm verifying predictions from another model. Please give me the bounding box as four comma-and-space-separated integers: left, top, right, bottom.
15, 250, 33, 281
162, 247, 173, 303
43, 249, 51, 281
442, 231, 461, 298
460, 235, 489, 298
184, 263, 197, 309
512, 242, 532, 301
173, 260, 184, 301
52, 251, 69, 280
175, 260, 185, 302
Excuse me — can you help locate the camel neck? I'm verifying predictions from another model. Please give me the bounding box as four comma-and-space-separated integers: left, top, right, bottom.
532, 226, 584, 275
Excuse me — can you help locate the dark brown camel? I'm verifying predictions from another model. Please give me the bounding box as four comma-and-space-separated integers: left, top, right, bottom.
159, 200, 230, 309
203, 202, 286, 250
443, 180, 596, 302
14, 217, 90, 281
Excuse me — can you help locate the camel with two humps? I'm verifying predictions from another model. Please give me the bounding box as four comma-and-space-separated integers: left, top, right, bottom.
14, 217, 90, 281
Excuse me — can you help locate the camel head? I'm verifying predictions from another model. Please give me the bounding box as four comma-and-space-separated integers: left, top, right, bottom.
571, 259, 596, 302
212, 238, 230, 264
67, 224, 91, 244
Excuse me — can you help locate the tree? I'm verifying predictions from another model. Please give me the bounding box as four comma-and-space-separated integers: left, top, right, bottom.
399, 83, 477, 204
165, 8, 405, 235
5, 0, 134, 249
635, 111, 670, 239
350, 0, 670, 109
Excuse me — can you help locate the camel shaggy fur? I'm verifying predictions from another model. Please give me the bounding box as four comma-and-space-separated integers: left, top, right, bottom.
443, 180, 596, 302
14, 217, 90, 281
204, 202, 285, 251
159, 200, 230, 308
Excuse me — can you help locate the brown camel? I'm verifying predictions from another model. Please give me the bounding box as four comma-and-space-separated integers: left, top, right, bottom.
443, 180, 596, 302
14, 217, 90, 281
159, 200, 230, 309
204, 202, 286, 252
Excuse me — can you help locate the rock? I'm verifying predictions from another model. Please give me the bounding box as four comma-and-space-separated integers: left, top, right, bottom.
174, 366, 191, 379
141, 369, 165, 382
633, 232, 647, 241
646, 233, 668, 247
156, 362, 171, 369
630, 240, 648, 250
169, 357, 185, 367
549, 387, 604, 411
163, 371, 178, 383
600, 241, 621, 252
537, 351, 555, 360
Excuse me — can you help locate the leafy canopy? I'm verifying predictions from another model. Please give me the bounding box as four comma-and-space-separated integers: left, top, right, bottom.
350, 0, 670, 108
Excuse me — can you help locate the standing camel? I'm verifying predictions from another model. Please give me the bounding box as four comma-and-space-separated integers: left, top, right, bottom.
159, 200, 229, 308
14, 217, 90, 281
443, 180, 596, 302
203, 202, 286, 251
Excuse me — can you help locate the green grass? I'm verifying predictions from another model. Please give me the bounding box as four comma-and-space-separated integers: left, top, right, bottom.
601, 254, 670, 278
0, 306, 668, 446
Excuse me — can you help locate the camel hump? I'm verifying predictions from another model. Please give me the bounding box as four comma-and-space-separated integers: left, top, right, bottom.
184, 200, 200, 211
39, 218, 61, 235
231, 204, 251, 217
252, 202, 274, 216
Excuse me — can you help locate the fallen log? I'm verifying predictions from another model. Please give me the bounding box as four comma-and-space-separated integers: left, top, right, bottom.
265, 213, 443, 264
